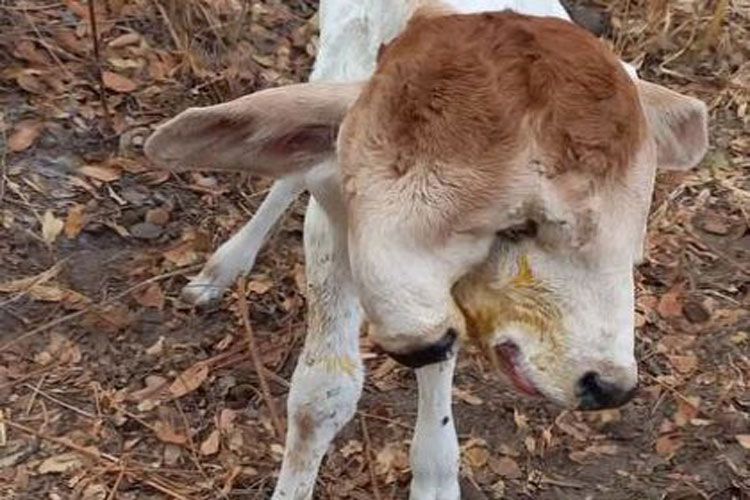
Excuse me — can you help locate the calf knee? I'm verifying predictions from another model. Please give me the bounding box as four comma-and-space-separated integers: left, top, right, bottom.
287, 361, 364, 439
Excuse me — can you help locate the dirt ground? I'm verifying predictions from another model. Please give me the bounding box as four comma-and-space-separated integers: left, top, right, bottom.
0, 1, 748, 499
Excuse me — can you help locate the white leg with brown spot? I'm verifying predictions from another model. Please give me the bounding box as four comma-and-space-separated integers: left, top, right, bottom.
272, 197, 364, 500
409, 357, 461, 500
181, 176, 304, 305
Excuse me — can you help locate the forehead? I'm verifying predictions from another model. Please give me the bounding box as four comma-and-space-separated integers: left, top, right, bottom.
341, 11, 646, 185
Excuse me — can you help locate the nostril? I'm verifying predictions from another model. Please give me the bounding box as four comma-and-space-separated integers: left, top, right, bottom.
577, 371, 635, 411
580, 371, 600, 392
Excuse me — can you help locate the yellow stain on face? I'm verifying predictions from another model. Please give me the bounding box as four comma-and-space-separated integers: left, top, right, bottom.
453, 254, 563, 346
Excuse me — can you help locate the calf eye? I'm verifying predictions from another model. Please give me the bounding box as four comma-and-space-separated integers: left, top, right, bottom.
497, 220, 538, 241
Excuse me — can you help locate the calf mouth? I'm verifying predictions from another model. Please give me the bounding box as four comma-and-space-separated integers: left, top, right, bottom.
493, 341, 542, 397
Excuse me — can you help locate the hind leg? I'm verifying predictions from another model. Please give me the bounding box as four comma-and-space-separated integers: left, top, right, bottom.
182, 176, 304, 305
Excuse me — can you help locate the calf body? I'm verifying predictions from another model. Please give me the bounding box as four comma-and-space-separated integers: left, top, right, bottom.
146, 1, 708, 498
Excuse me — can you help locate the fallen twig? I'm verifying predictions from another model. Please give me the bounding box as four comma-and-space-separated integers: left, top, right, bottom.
22, 382, 98, 419
236, 277, 284, 438
360, 415, 383, 500
106, 465, 127, 500
87, 0, 112, 130
5, 419, 194, 500
0, 264, 202, 353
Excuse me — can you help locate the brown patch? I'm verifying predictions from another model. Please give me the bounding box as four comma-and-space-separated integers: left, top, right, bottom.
289, 411, 316, 472
295, 411, 315, 444
341, 11, 646, 233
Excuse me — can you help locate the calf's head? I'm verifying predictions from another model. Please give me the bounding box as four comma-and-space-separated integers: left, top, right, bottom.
145, 11, 708, 410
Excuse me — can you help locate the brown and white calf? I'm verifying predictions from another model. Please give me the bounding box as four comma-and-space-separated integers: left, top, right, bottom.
145, 0, 708, 498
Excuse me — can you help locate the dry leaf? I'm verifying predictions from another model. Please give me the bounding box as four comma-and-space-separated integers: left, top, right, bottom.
41, 210, 64, 245
79, 164, 121, 182
164, 443, 182, 465
62, 0, 88, 19
657, 285, 684, 319
655, 434, 683, 458
163, 241, 199, 267
64, 204, 86, 238
340, 440, 363, 458
154, 421, 187, 445
169, 363, 209, 398
81, 483, 107, 500
584, 443, 619, 456
134, 283, 165, 309
145, 207, 170, 226
200, 429, 221, 456
26, 284, 90, 309
568, 450, 594, 464
375, 443, 409, 480
13, 40, 50, 66
38, 452, 84, 474
0, 263, 62, 293
489, 456, 522, 479
38, 333, 82, 365
453, 387, 483, 406
108, 32, 141, 48
513, 408, 529, 431
668, 353, 699, 375
16, 72, 47, 94
524, 435, 536, 454
102, 71, 138, 92
218, 409, 238, 432
9, 120, 43, 152
129, 375, 169, 403
675, 396, 700, 427
145, 336, 165, 356
736, 435, 750, 449
247, 276, 273, 294
464, 446, 490, 469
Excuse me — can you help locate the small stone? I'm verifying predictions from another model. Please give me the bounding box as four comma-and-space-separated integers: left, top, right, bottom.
226, 384, 255, 409
130, 222, 163, 240
121, 187, 150, 206
683, 301, 710, 324
145, 207, 170, 226
120, 208, 142, 226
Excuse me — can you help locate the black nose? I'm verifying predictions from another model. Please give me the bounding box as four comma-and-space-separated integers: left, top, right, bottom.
577, 372, 636, 410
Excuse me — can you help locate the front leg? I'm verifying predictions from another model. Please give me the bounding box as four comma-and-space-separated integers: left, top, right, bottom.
410, 356, 460, 500
273, 197, 364, 499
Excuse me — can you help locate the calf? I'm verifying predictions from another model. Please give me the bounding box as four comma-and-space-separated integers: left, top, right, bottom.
145, 1, 708, 498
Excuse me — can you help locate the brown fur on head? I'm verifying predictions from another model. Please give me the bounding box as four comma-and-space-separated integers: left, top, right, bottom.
341, 11, 645, 238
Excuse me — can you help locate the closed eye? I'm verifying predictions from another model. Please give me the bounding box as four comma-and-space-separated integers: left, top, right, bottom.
497, 220, 538, 241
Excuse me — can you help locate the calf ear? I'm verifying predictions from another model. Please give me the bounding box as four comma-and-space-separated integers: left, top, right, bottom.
637, 80, 708, 171
144, 82, 363, 177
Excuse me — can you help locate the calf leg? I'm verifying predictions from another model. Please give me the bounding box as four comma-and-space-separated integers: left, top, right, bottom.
272, 198, 364, 500
409, 356, 460, 500
182, 176, 304, 305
